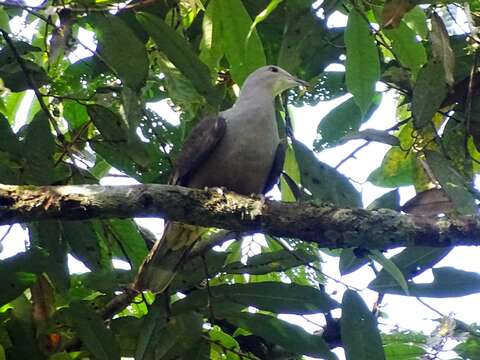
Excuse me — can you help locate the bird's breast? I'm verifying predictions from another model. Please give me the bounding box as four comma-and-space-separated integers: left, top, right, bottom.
187, 107, 279, 195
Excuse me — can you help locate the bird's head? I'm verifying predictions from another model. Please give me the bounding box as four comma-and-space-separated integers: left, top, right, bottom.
241, 65, 309, 96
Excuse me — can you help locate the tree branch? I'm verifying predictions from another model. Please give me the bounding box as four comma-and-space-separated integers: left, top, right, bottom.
0, 184, 479, 249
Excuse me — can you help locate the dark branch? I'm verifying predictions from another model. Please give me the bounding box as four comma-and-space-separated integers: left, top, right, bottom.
1, 184, 480, 249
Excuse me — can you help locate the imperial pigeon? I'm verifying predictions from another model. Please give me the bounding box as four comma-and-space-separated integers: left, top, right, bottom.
134, 65, 308, 293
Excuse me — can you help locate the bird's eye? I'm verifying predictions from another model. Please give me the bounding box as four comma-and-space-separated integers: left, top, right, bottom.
269, 66, 278, 73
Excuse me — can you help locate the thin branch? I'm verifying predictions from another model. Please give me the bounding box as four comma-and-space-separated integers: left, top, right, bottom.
335, 141, 370, 169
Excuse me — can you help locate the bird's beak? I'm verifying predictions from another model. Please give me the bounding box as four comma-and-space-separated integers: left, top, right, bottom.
293, 77, 310, 88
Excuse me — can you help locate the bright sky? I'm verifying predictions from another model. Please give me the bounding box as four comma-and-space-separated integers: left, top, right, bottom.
1, 4, 479, 360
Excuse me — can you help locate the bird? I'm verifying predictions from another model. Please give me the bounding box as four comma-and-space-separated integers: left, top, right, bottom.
133, 65, 308, 293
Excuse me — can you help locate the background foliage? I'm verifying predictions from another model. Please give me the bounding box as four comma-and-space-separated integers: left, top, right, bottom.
0, 0, 480, 359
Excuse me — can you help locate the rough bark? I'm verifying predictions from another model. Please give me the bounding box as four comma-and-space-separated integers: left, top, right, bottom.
1, 184, 479, 249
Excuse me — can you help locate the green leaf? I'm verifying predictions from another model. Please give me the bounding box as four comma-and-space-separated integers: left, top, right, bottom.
69, 301, 121, 360
384, 21, 427, 77
88, 104, 128, 142
5, 296, 42, 360
226, 312, 336, 359
0, 8, 11, 32
403, 6, 428, 39
0, 61, 49, 92
136, 12, 221, 105
135, 300, 167, 359
106, 219, 148, 270
366, 189, 401, 211
368, 247, 451, 294
341, 290, 385, 360
87, 13, 148, 90
224, 249, 317, 275
110, 316, 142, 357
151, 312, 203, 359
216, 0, 267, 85
61, 220, 111, 271
368, 124, 415, 187
0, 247, 49, 306
199, 0, 224, 72
339, 249, 369, 275
174, 282, 339, 315
22, 112, 55, 185
171, 250, 228, 291
384, 343, 426, 359
29, 221, 69, 292
248, 0, 284, 39
345, 9, 380, 115
455, 336, 480, 359
411, 59, 448, 129
315, 95, 381, 150
369, 250, 409, 295
372, 267, 480, 297
63, 100, 89, 129
0, 113, 21, 156
293, 139, 362, 207
425, 150, 477, 214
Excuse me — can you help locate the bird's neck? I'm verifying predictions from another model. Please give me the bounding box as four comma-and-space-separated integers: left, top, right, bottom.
233, 85, 276, 111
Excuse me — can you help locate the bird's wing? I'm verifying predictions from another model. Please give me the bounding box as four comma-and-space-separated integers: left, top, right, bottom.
169, 116, 226, 186
134, 115, 226, 293
262, 140, 287, 194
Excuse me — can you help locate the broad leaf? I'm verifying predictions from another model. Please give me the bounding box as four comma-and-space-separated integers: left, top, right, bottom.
369, 250, 409, 295
216, 0, 266, 85
137, 12, 221, 105
425, 150, 477, 214
87, 13, 148, 90
174, 282, 339, 315
224, 249, 317, 275
341, 290, 385, 360
369, 247, 451, 294
61, 220, 111, 271
345, 9, 380, 115
293, 139, 362, 207
69, 301, 121, 360
411, 59, 448, 129
226, 312, 336, 359
384, 21, 427, 77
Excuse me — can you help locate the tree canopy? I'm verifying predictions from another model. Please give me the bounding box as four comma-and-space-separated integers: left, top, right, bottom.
0, 0, 480, 359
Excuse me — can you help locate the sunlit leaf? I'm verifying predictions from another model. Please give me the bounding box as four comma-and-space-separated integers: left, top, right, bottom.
216, 0, 266, 85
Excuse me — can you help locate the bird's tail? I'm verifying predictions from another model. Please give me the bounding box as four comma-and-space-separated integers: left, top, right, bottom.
133, 222, 205, 293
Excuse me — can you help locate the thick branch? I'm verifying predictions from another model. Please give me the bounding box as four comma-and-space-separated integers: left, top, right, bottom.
0, 184, 479, 249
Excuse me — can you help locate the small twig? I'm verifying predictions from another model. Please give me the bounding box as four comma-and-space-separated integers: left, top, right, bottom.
0, 225, 13, 243
335, 141, 370, 169
416, 297, 445, 317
